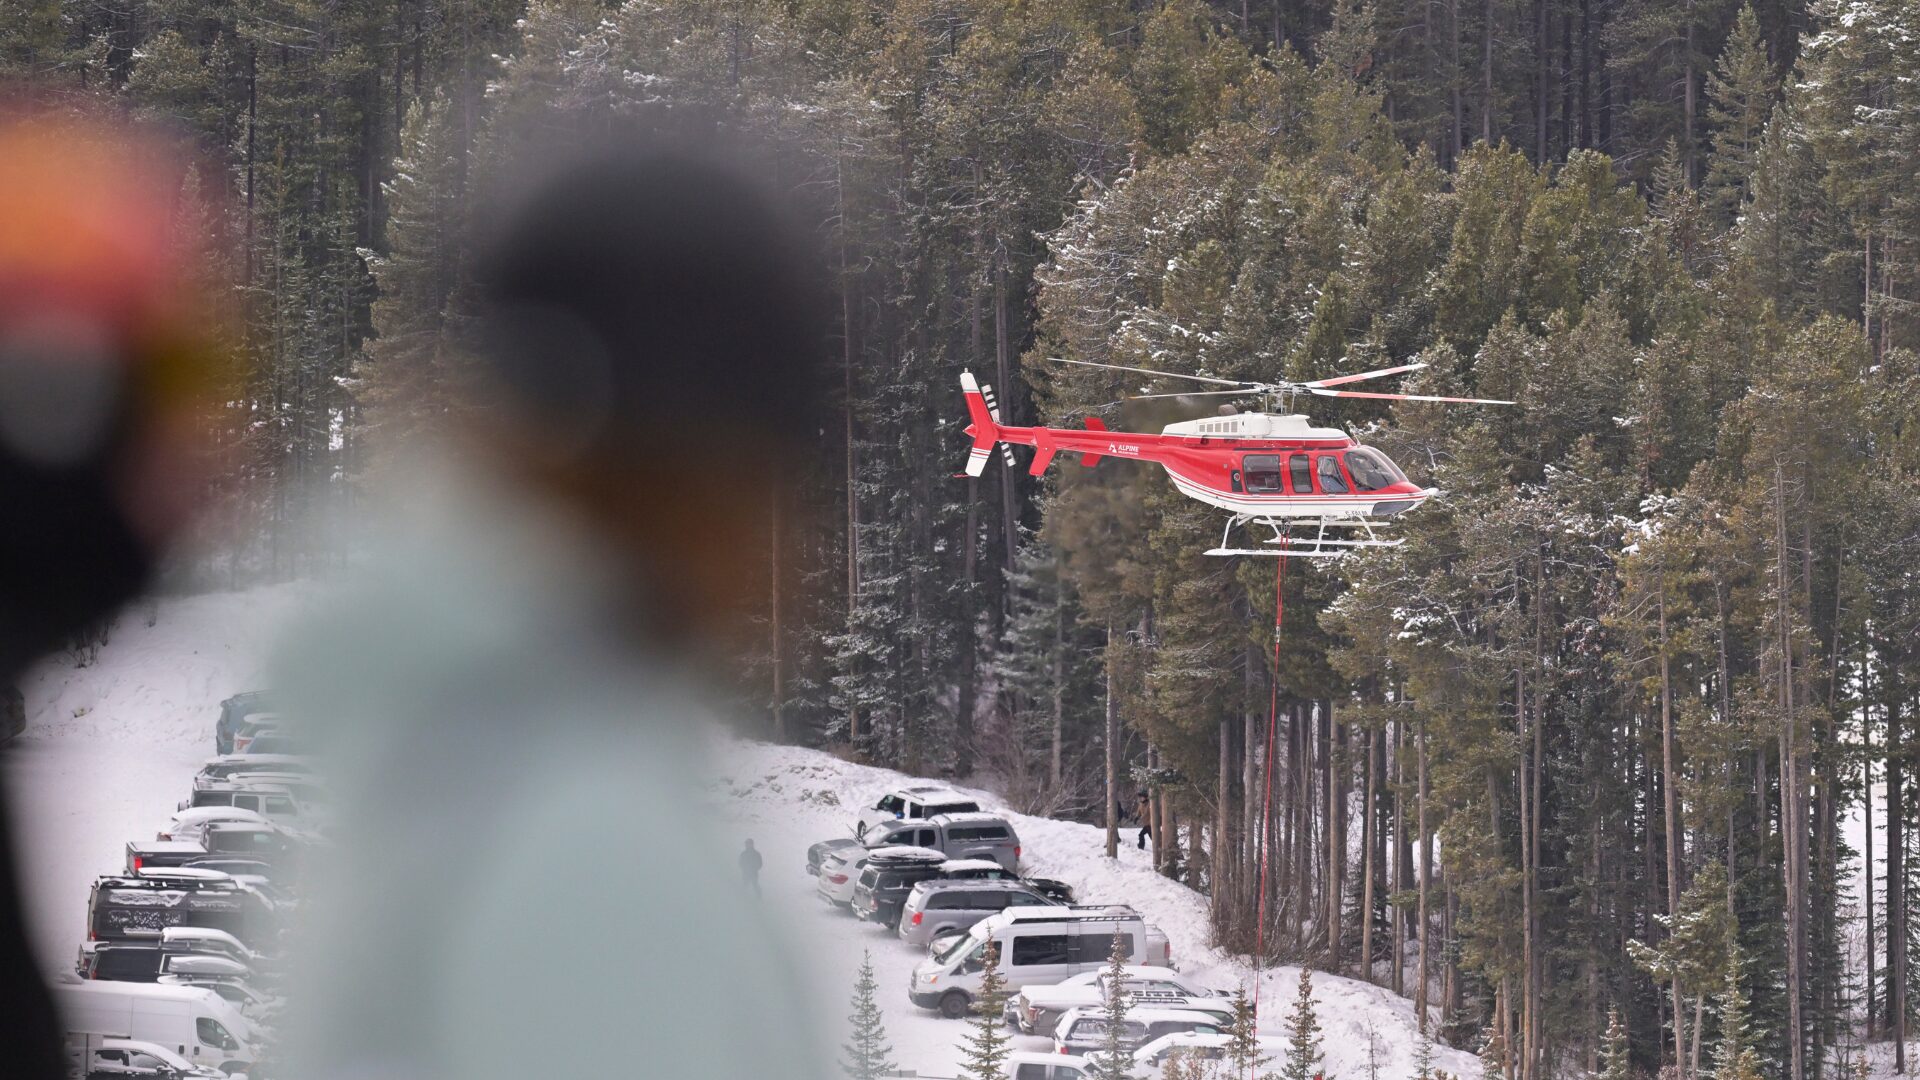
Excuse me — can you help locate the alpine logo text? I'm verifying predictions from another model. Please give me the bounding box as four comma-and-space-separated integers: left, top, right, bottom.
1107, 443, 1141, 456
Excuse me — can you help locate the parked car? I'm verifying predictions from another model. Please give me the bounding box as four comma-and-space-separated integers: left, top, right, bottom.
126, 841, 210, 875
852, 856, 1027, 930
226, 712, 282, 756
1006, 1051, 1089, 1080
240, 732, 306, 756
1011, 966, 1226, 1036
858, 811, 1022, 872
67, 1036, 226, 1080
179, 782, 300, 822
1129, 1032, 1288, 1076
896, 879, 1057, 946
86, 871, 276, 947
193, 754, 314, 786
53, 981, 260, 1075
855, 786, 982, 839
212, 692, 275, 756
1052, 1006, 1229, 1057
816, 844, 943, 908
806, 837, 862, 877
2, 684, 24, 743
155, 974, 282, 1025
908, 905, 1172, 1018
157, 807, 271, 842
936, 858, 1075, 903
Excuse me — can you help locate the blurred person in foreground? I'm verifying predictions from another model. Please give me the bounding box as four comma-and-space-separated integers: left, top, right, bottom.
0, 112, 225, 1080
278, 146, 832, 1080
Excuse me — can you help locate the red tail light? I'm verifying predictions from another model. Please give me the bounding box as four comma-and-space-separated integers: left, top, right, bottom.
1014, 846, 1021, 859
911, 912, 923, 926
133, 857, 144, 872
829, 873, 848, 884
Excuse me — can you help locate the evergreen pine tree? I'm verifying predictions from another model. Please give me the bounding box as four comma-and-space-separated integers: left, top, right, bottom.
1477, 1028, 1504, 1080
1413, 1023, 1435, 1080
1086, 932, 1136, 1080
1224, 987, 1270, 1078
842, 950, 895, 1080
1703, 4, 1778, 219
1279, 969, 1325, 1080
958, 936, 1013, 1080
1711, 950, 1763, 1080
1598, 1009, 1629, 1080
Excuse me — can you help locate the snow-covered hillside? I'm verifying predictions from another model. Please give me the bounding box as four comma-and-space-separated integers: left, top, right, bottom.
3, 580, 1478, 1078
713, 742, 1482, 1079
2, 582, 317, 973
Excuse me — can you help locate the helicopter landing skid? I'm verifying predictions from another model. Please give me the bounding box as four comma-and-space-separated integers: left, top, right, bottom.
1204, 514, 1404, 558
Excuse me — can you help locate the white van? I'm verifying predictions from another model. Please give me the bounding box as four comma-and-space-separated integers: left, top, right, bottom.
55, 982, 259, 1074
908, 905, 1172, 1018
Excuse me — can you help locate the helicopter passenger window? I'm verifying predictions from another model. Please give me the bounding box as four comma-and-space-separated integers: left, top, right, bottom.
1343, 449, 1396, 492
1316, 455, 1350, 494
1288, 455, 1313, 494
1243, 455, 1284, 494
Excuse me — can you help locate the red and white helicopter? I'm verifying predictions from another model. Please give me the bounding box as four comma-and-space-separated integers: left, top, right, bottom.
959, 359, 1513, 556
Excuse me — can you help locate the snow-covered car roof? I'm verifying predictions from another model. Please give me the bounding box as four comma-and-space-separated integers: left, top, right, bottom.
1043, 965, 1185, 989
1057, 1005, 1228, 1028
862, 845, 947, 864
1132, 1031, 1285, 1064
203, 753, 310, 769
168, 806, 270, 827
938, 858, 1003, 873
136, 866, 232, 882
160, 926, 250, 951
927, 810, 1012, 826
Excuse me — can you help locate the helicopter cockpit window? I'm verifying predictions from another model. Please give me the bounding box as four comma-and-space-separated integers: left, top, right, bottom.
1316, 455, 1350, 494
1243, 455, 1284, 494
1343, 448, 1399, 492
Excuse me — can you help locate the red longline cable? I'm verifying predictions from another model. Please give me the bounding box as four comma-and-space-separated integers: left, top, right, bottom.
1249, 537, 1287, 1074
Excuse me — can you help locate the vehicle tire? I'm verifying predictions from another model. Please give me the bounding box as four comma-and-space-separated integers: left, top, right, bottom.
939, 991, 971, 1020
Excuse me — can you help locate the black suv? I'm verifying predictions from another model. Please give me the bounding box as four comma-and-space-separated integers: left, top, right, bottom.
849, 849, 948, 929
87, 873, 275, 946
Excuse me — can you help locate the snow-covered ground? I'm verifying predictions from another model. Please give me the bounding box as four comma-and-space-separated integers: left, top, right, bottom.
2, 582, 317, 975
0, 580, 1510, 1077
713, 743, 1482, 1079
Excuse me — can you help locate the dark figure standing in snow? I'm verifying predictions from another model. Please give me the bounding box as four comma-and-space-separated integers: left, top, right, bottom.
740, 839, 763, 895
1136, 792, 1152, 850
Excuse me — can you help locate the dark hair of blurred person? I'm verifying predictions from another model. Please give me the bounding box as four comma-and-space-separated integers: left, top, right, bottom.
475, 145, 827, 656
0, 109, 226, 1080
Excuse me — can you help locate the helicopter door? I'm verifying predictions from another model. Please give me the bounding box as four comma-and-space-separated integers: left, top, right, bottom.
1315, 455, 1350, 494
1242, 455, 1284, 494
1287, 455, 1313, 495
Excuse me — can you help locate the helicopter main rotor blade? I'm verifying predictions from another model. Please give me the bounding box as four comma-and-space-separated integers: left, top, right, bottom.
1047, 357, 1256, 388
1303, 362, 1428, 388
1126, 388, 1268, 400
1307, 387, 1516, 405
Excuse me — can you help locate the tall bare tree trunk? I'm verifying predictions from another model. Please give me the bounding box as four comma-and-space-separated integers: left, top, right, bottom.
1417, 717, 1432, 1029
1104, 622, 1118, 859
1361, 724, 1377, 983
1660, 577, 1687, 1077
770, 485, 784, 742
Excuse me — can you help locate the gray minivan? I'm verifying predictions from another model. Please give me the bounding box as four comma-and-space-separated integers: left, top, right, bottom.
897, 879, 1055, 946
862, 812, 1022, 872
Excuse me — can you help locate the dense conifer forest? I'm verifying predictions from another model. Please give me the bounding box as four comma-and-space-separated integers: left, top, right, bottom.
6, 0, 1920, 1072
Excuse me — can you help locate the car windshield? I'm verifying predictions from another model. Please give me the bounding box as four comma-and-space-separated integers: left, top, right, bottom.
933, 932, 978, 964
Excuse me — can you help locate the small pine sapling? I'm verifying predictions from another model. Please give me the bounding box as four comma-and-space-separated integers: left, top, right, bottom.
1412, 1022, 1434, 1080
1224, 986, 1269, 1078
842, 950, 896, 1080
1477, 1027, 1505, 1080
1087, 932, 1137, 1080
1279, 968, 1325, 1080
958, 935, 1013, 1080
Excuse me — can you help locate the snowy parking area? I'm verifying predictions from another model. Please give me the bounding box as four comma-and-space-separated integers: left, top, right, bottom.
2, 583, 1475, 1079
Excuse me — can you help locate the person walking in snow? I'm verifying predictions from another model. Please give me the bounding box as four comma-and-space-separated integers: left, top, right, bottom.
1136, 792, 1153, 851
740, 839, 763, 896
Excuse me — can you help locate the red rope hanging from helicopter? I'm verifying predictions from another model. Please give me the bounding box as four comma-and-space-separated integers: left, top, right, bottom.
1249, 537, 1287, 1073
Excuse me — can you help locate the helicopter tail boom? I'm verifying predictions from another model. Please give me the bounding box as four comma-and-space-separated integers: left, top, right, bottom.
959, 370, 1001, 477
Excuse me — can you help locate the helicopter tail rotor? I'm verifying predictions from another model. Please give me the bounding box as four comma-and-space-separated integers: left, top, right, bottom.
959, 370, 1001, 477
